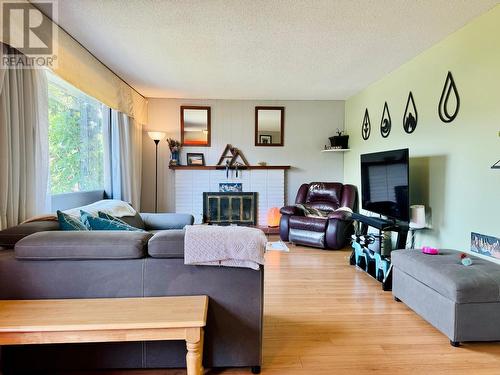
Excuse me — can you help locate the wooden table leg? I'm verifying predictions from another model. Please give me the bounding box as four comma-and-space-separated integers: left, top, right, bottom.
186, 328, 204, 375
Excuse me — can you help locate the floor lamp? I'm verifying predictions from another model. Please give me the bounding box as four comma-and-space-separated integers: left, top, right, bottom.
148, 132, 166, 213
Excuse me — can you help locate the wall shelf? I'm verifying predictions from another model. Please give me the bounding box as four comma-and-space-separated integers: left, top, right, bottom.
169, 165, 291, 170
321, 149, 350, 153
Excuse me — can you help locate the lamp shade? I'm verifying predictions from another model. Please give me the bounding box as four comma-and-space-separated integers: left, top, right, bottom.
410, 205, 426, 228
148, 131, 166, 141
267, 207, 281, 228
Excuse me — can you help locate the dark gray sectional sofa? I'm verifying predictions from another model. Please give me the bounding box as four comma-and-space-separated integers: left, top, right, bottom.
0, 214, 264, 373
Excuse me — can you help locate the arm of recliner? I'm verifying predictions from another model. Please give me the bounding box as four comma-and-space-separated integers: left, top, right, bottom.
326, 211, 355, 249
280, 206, 303, 216
327, 210, 353, 221
140, 213, 194, 230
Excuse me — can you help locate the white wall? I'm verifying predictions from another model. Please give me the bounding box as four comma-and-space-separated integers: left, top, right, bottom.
142, 99, 345, 212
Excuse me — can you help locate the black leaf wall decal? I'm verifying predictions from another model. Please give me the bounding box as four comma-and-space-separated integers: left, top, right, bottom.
403, 92, 418, 134
438, 71, 460, 123
380, 102, 391, 138
362, 109, 371, 140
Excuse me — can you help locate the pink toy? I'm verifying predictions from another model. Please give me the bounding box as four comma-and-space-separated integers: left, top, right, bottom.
422, 246, 439, 255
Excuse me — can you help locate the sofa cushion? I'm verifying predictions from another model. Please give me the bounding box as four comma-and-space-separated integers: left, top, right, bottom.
148, 230, 185, 259
0, 221, 61, 248
392, 249, 500, 303
15, 231, 152, 260
289, 215, 328, 232
140, 213, 193, 230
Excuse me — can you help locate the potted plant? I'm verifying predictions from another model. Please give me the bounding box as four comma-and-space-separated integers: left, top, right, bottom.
166, 138, 181, 165
329, 129, 349, 149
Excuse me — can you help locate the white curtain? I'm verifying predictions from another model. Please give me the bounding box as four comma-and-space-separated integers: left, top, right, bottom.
104, 110, 143, 210
0, 46, 50, 230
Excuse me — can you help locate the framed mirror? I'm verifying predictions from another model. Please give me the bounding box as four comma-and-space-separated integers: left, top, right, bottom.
255, 106, 284, 146
181, 106, 211, 147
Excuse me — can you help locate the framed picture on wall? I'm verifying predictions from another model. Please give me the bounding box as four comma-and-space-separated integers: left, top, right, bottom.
259, 135, 272, 144
186, 153, 205, 166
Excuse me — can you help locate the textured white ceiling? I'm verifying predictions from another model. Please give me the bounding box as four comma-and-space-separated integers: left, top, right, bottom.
53, 0, 498, 99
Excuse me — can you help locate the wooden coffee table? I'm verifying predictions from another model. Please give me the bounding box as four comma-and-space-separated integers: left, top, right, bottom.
0, 296, 208, 375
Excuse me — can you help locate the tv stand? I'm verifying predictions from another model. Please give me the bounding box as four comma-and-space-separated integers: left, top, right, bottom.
351, 213, 408, 249
349, 213, 409, 291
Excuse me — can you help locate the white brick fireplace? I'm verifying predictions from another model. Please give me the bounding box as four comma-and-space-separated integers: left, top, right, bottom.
173, 168, 285, 225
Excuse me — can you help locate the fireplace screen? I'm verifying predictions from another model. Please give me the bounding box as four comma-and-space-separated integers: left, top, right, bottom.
203, 192, 257, 225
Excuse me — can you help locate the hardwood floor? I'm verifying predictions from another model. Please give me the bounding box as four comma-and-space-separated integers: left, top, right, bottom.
64, 240, 500, 375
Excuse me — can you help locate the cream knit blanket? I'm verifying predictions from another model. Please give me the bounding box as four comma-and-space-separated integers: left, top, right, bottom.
184, 225, 266, 270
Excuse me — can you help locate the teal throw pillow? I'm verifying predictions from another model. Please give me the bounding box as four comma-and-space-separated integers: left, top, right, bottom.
97, 211, 130, 226
81, 210, 143, 231
57, 210, 89, 231
79, 210, 94, 229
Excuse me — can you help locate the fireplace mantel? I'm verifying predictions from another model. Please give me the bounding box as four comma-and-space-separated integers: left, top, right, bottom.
169, 165, 290, 170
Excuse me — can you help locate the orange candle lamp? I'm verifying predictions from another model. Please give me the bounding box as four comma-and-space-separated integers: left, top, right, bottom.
267, 207, 281, 228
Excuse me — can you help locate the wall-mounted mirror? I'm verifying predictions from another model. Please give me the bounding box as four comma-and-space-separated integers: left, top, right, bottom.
181, 106, 211, 147
255, 106, 284, 146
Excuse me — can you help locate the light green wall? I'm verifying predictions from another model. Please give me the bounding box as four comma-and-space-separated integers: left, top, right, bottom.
344, 5, 500, 262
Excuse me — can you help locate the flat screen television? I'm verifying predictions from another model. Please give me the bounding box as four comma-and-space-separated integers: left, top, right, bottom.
360, 148, 409, 222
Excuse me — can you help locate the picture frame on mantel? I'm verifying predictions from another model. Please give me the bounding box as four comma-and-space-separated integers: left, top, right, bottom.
186, 153, 205, 166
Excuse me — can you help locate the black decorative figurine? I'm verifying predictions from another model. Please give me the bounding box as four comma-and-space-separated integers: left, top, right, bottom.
438, 71, 460, 123
362, 109, 371, 140
403, 91, 418, 134
380, 102, 391, 138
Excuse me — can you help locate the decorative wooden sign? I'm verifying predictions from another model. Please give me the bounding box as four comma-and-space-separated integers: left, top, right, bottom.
380, 102, 392, 138
216, 144, 249, 167
438, 71, 460, 123
403, 91, 418, 134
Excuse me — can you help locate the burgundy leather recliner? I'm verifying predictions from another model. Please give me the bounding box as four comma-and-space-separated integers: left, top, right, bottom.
280, 182, 358, 250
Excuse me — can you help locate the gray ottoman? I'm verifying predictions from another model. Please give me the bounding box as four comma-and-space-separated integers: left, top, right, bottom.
391, 249, 500, 346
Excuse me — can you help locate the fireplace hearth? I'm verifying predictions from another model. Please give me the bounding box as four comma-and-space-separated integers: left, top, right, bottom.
203, 192, 257, 225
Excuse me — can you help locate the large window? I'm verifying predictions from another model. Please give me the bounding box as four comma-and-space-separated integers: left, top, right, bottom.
47, 71, 108, 194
